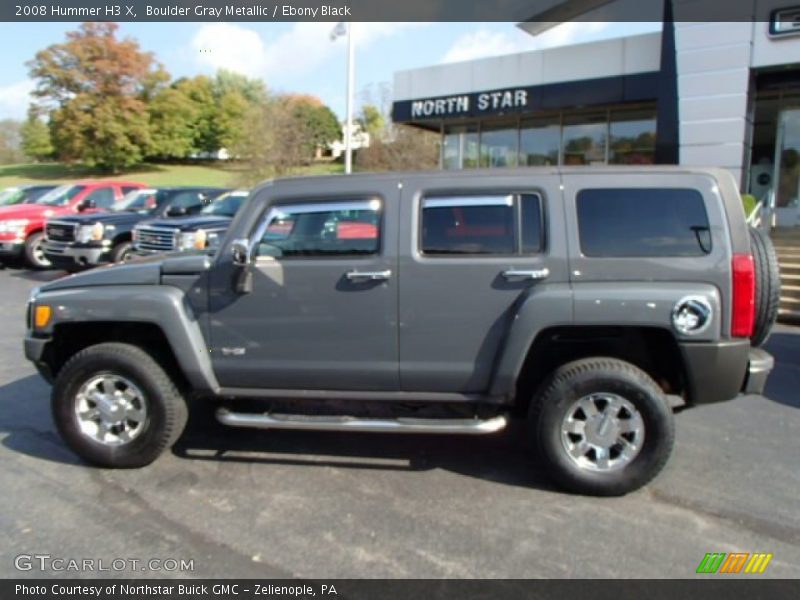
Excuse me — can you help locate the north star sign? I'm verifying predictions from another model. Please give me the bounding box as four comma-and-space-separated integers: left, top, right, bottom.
410, 89, 530, 118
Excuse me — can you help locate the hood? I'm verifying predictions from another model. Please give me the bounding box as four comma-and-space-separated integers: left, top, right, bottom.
50, 211, 148, 228
140, 214, 233, 232
38, 260, 162, 292
37, 253, 212, 293
0, 203, 69, 221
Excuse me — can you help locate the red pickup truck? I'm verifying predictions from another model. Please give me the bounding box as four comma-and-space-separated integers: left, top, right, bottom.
0, 180, 145, 269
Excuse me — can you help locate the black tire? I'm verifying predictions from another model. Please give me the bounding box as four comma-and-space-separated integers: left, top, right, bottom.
51, 342, 188, 468
109, 240, 133, 264
749, 227, 780, 347
24, 231, 51, 270
529, 357, 675, 496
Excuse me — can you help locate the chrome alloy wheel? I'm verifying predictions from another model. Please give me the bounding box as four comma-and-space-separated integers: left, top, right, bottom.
32, 238, 51, 268
560, 393, 645, 472
74, 374, 148, 445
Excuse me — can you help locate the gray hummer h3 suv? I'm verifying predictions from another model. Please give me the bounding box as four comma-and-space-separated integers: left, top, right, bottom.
23, 167, 779, 495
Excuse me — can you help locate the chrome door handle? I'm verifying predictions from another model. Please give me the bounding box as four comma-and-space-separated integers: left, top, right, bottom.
501, 268, 550, 281
346, 269, 392, 281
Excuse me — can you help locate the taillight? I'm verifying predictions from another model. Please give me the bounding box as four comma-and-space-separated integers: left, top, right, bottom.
731, 253, 755, 337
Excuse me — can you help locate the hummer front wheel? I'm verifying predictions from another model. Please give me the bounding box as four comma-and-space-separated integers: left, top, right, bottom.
51, 343, 187, 468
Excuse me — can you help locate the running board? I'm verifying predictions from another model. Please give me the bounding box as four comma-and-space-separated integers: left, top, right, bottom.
216, 408, 508, 435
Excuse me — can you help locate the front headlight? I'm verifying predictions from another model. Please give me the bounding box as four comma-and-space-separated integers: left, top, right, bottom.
0, 219, 29, 234
176, 229, 207, 251
77, 222, 104, 243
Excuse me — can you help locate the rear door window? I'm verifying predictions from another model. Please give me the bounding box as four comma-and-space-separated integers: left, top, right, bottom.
576, 188, 711, 257
420, 194, 543, 256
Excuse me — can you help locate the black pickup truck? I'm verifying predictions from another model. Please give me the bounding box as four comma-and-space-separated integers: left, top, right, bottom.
43, 186, 229, 270
132, 189, 249, 256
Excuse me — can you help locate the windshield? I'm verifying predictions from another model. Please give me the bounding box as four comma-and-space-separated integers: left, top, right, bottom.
201, 191, 247, 217
0, 188, 23, 206
110, 189, 158, 214
36, 184, 86, 206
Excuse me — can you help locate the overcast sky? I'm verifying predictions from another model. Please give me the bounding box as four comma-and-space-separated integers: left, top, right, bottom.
0, 21, 661, 121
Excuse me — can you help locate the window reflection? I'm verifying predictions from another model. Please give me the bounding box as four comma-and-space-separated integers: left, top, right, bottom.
562, 114, 607, 165
443, 125, 479, 169
520, 119, 560, 166
440, 107, 655, 169
480, 125, 518, 168
609, 111, 656, 165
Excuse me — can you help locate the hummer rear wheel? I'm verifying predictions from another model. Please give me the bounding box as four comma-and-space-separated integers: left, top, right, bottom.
529, 357, 674, 496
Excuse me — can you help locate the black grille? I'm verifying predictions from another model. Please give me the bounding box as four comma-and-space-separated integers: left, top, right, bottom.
46, 221, 77, 242
136, 227, 176, 251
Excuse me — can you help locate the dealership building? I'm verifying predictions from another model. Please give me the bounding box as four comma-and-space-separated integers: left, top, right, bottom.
391, 1, 800, 233
391, 0, 800, 318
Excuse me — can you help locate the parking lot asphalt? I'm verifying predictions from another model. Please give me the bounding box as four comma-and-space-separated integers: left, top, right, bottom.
0, 265, 798, 579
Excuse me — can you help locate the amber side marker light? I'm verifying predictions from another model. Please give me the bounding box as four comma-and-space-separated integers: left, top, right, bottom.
34, 305, 52, 328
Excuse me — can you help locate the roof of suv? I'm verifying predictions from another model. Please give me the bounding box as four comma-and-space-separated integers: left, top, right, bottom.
257, 166, 735, 192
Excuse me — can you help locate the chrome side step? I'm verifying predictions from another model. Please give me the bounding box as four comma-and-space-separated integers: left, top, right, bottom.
216, 408, 508, 435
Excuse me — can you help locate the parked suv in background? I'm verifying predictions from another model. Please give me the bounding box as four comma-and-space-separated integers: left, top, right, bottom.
0, 180, 146, 269
24, 168, 779, 496
0, 184, 58, 206
43, 186, 229, 271
132, 189, 248, 256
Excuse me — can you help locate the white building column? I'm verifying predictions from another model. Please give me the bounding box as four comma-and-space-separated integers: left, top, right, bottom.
674, 20, 755, 188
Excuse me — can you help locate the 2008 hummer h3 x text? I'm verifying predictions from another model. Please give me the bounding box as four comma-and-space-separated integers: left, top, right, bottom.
24, 167, 779, 495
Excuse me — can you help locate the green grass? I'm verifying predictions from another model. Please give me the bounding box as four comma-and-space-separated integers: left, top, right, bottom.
0, 161, 344, 189
741, 194, 758, 218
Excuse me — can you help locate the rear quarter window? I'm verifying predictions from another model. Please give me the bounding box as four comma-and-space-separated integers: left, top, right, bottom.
576, 188, 712, 257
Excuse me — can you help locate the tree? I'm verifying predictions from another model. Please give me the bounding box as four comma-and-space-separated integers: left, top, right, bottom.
232, 97, 302, 186
215, 89, 250, 150
20, 108, 53, 161
147, 87, 199, 160
0, 119, 24, 164
167, 72, 266, 156
285, 95, 341, 158
357, 104, 385, 139
356, 124, 440, 172
27, 22, 168, 171
214, 69, 267, 106
172, 76, 217, 154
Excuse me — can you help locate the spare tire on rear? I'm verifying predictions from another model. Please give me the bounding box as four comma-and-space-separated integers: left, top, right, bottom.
749, 227, 780, 347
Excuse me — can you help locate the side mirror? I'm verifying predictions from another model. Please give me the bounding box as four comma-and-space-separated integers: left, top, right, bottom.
231, 238, 253, 294
167, 206, 187, 217
77, 198, 95, 212
231, 238, 251, 267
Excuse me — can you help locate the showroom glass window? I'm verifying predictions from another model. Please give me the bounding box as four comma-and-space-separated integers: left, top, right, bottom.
442, 124, 479, 169
520, 117, 561, 166
480, 123, 519, 168
562, 113, 607, 165
609, 110, 656, 165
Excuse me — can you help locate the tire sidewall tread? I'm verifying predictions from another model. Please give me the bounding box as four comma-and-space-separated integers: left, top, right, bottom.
749, 227, 780, 347
51, 342, 187, 468
529, 357, 675, 496
110, 240, 132, 264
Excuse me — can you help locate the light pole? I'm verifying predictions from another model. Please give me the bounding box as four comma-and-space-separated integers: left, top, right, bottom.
345, 23, 355, 174
331, 22, 355, 174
